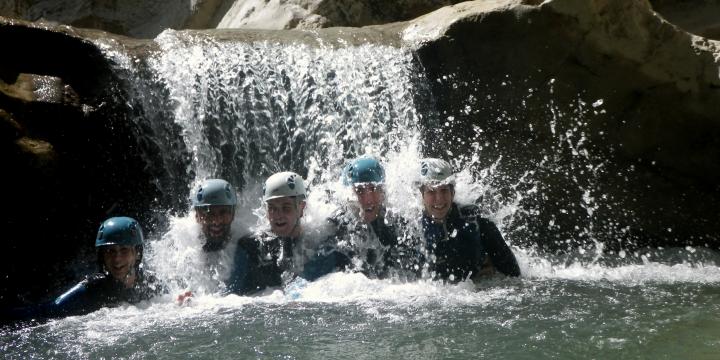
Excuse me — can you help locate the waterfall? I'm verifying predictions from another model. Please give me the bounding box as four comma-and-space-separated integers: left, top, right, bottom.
102, 29, 647, 292
107, 30, 442, 292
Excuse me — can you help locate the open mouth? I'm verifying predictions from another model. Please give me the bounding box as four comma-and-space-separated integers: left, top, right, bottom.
273, 220, 288, 228
110, 265, 129, 275
207, 225, 226, 235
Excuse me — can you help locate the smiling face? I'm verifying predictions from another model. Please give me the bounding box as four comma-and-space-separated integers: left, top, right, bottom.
353, 184, 384, 223
195, 205, 234, 250
267, 196, 305, 238
102, 245, 138, 283
421, 184, 455, 223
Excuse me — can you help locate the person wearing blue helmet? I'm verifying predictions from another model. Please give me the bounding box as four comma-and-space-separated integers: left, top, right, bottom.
326, 156, 417, 279
4, 217, 164, 323
417, 158, 520, 281
192, 179, 238, 252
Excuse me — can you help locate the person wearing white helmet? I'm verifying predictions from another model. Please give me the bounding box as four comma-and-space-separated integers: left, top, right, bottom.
192, 179, 238, 252
325, 156, 417, 280
418, 158, 520, 280
230, 171, 342, 295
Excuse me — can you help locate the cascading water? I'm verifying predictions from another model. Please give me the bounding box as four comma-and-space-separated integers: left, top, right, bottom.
3, 30, 720, 359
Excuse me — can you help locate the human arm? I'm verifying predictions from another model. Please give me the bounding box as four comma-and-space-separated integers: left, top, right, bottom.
477, 218, 521, 277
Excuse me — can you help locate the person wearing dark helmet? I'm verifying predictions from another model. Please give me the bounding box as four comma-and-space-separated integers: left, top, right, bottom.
4, 217, 164, 322
192, 178, 238, 252
176, 178, 243, 302
417, 158, 520, 281
326, 156, 416, 279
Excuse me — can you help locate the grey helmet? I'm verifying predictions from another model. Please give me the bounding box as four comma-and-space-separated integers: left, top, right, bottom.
418, 158, 455, 187
263, 171, 306, 202
192, 179, 238, 207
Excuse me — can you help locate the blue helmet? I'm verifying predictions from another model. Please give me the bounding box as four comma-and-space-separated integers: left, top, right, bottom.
192, 179, 237, 207
342, 156, 385, 186
95, 217, 144, 248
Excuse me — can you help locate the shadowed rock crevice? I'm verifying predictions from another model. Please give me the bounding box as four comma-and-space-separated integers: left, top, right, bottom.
0, 19, 190, 308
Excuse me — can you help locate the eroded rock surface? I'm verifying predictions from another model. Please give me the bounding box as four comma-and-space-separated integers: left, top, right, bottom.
405, 0, 720, 250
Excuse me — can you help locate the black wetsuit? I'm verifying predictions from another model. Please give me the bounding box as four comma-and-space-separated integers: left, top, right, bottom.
228, 232, 343, 295
422, 203, 520, 281
4, 270, 164, 323
327, 207, 419, 279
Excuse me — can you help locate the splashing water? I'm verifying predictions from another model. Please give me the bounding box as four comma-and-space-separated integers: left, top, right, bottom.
4, 30, 720, 358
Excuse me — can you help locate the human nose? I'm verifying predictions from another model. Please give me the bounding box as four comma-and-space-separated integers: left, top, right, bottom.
110, 250, 122, 263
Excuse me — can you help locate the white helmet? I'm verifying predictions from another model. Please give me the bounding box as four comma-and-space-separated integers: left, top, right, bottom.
263, 171, 306, 202
418, 158, 455, 187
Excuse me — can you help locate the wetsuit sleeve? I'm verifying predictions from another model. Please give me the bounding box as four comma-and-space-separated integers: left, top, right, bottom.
302, 248, 351, 281
45, 278, 104, 318
225, 238, 252, 295
136, 271, 169, 301
477, 218, 521, 277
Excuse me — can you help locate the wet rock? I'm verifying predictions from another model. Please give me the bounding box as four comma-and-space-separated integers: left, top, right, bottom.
650, 0, 720, 40
0, 17, 188, 309
0, 109, 22, 142
405, 0, 720, 251
1, 0, 473, 35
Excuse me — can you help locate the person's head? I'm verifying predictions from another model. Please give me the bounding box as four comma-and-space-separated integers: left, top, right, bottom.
192, 179, 237, 251
263, 171, 306, 238
343, 156, 385, 223
418, 158, 455, 223
95, 217, 144, 284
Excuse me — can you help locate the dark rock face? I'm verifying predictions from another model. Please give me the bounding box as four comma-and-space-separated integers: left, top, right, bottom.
651, 0, 720, 40
405, 0, 720, 251
0, 18, 189, 308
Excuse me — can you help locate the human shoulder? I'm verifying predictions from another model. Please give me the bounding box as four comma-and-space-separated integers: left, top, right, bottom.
327, 207, 352, 227
237, 232, 269, 249
457, 203, 482, 219
137, 270, 167, 295
383, 208, 408, 227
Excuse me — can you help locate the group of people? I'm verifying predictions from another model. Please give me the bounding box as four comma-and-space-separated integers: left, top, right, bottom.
7, 156, 520, 322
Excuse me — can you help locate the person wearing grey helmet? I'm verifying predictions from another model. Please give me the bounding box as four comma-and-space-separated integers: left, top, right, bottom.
230, 171, 342, 295
417, 158, 520, 281
3, 217, 165, 323
176, 178, 245, 303
192, 179, 238, 252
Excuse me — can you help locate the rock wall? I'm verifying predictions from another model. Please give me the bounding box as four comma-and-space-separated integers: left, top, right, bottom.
0, 0, 469, 36
405, 0, 720, 250
216, 0, 469, 30
650, 0, 720, 40
0, 18, 189, 308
